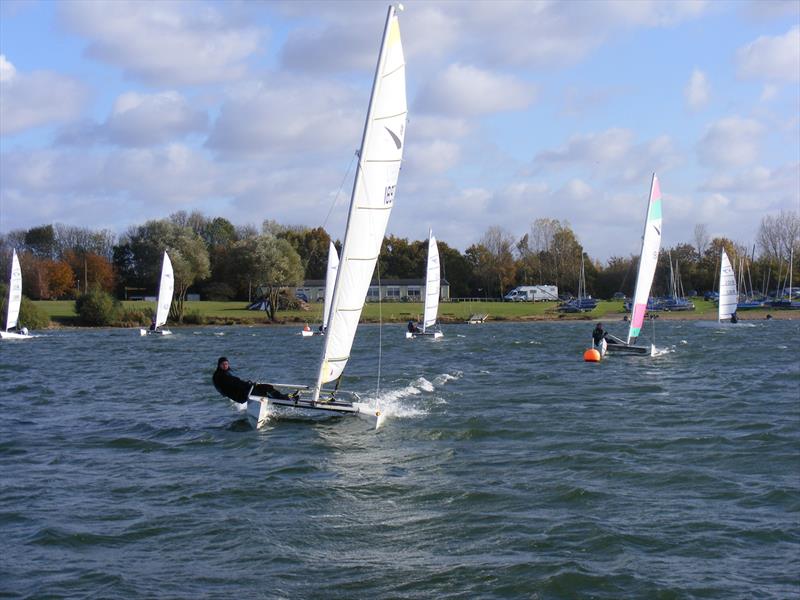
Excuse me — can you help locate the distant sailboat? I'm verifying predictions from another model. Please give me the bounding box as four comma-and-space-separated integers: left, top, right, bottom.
605, 173, 662, 356
718, 249, 738, 323
1, 250, 32, 340
407, 230, 443, 339
140, 251, 174, 336
247, 4, 407, 429
302, 241, 339, 337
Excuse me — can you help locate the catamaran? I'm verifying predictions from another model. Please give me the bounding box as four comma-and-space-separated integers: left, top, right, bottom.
140, 251, 174, 336
407, 230, 443, 339
301, 241, 339, 337
247, 4, 407, 429
604, 173, 662, 357
718, 249, 738, 323
1, 250, 32, 340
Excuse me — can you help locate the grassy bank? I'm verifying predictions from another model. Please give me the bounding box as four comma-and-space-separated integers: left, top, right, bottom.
30, 297, 780, 327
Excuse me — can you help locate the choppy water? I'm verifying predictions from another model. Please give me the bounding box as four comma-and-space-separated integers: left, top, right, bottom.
1, 319, 798, 599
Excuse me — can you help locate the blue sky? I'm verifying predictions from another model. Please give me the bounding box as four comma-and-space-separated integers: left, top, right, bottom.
1, 0, 798, 261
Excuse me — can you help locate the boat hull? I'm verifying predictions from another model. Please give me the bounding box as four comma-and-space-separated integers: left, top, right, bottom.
0, 331, 32, 340
246, 395, 382, 429
406, 330, 443, 339
139, 329, 173, 336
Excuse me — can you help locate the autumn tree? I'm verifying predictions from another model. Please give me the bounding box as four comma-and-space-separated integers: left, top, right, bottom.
232, 235, 304, 321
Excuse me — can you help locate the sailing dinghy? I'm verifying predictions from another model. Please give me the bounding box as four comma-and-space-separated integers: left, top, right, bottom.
140, 251, 174, 336
1, 250, 32, 340
301, 241, 339, 337
247, 4, 407, 429
605, 173, 662, 357
407, 230, 443, 339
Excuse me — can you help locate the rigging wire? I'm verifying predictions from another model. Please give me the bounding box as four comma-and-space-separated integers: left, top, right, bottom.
321, 151, 358, 232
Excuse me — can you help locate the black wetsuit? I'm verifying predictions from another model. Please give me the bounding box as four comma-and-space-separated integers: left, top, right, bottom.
213, 368, 289, 403
592, 327, 607, 346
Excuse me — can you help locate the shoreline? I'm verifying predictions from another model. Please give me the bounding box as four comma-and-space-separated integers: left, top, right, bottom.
39, 309, 795, 329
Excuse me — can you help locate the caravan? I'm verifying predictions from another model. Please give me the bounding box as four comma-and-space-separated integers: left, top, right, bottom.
504, 285, 558, 302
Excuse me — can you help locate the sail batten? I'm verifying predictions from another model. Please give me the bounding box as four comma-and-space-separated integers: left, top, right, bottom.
627, 173, 663, 344
312, 6, 406, 399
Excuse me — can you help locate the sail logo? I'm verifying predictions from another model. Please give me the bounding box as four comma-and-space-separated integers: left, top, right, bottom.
385, 126, 402, 150
384, 184, 396, 205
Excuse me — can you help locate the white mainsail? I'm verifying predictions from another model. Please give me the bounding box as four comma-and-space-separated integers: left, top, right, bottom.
322, 241, 339, 329
5, 249, 22, 331
422, 231, 440, 332
313, 5, 406, 402
718, 249, 737, 322
627, 173, 663, 344
154, 251, 174, 329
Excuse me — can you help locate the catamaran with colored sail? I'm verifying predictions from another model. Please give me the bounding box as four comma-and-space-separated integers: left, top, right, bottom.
406, 230, 443, 339
140, 251, 174, 336
717, 249, 738, 323
247, 4, 407, 429
1, 250, 32, 340
604, 173, 662, 356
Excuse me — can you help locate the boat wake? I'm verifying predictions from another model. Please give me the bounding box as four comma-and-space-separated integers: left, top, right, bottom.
362, 371, 462, 420
652, 346, 675, 356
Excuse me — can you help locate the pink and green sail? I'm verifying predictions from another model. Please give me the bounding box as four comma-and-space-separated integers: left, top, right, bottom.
627, 173, 663, 343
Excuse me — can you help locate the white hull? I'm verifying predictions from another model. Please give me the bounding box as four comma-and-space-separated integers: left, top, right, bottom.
139, 328, 173, 336
406, 330, 443, 339
246, 396, 383, 430
0, 330, 32, 340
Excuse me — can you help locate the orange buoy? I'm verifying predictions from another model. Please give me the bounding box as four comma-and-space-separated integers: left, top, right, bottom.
583, 348, 601, 362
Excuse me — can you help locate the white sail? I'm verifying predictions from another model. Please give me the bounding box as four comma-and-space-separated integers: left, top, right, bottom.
154, 251, 174, 329
322, 241, 339, 329
718, 249, 737, 321
5, 249, 22, 331
313, 5, 406, 401
627, 173, 663, 344
422, 231, 440, 332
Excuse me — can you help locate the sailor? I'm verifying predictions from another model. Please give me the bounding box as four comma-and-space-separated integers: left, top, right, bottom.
212, 356, 294, 403
407, 320, 421, 334
149, 315, 157, 331
303, 323, 311, 332
730, 312, 738, 324
592, 322, 607, 348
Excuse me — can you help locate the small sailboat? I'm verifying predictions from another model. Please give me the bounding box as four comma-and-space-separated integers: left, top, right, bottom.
140, 251, 174, 336
1, 250, 32, 340
605, 173, 663, 357
407, 230, 443, 339
559, 253, 597, 312
301, 241, 339, 337
247, 4, 407, 429
718, 249, 738, 323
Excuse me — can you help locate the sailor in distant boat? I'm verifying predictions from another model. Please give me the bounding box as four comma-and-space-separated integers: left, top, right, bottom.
407, 320, 421, 334
149, 315, 157, 331
592, 323, 607, 347
213, 357, 294, 403
730, 312, 738, 324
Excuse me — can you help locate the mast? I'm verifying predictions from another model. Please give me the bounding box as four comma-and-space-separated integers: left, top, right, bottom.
312, 4, 406, 402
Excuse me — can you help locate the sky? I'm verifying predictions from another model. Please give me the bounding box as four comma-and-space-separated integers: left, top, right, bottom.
0, 0, 798, 262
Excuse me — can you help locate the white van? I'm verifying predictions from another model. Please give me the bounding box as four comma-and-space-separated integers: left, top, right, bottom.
504, 285, 558, 302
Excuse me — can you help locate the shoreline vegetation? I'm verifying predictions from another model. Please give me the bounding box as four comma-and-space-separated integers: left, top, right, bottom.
32, 299, 794, 328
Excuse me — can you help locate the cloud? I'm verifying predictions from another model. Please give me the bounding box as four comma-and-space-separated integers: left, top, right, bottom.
58, 0, 262, 86
697, 116, 763, 167
0, 55, 88, 136
536, 128, 635, 166
205, 77, 362, 160
684, 68, 710, 110
736, 25, 800, 83
416, 63, 536, 117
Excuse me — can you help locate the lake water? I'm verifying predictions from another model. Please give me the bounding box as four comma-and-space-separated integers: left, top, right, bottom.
1, 319, 798, 599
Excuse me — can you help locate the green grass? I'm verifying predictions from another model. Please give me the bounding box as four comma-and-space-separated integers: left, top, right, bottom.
32, 297, 745, 326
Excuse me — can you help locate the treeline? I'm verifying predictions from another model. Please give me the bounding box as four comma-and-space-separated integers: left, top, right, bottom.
1, 210, 798, 320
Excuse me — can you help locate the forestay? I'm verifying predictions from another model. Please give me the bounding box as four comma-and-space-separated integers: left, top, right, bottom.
718, 249, 737, 322
313, 5, 407, 402
627, 173, 663, 344
422, 231, 440, 332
